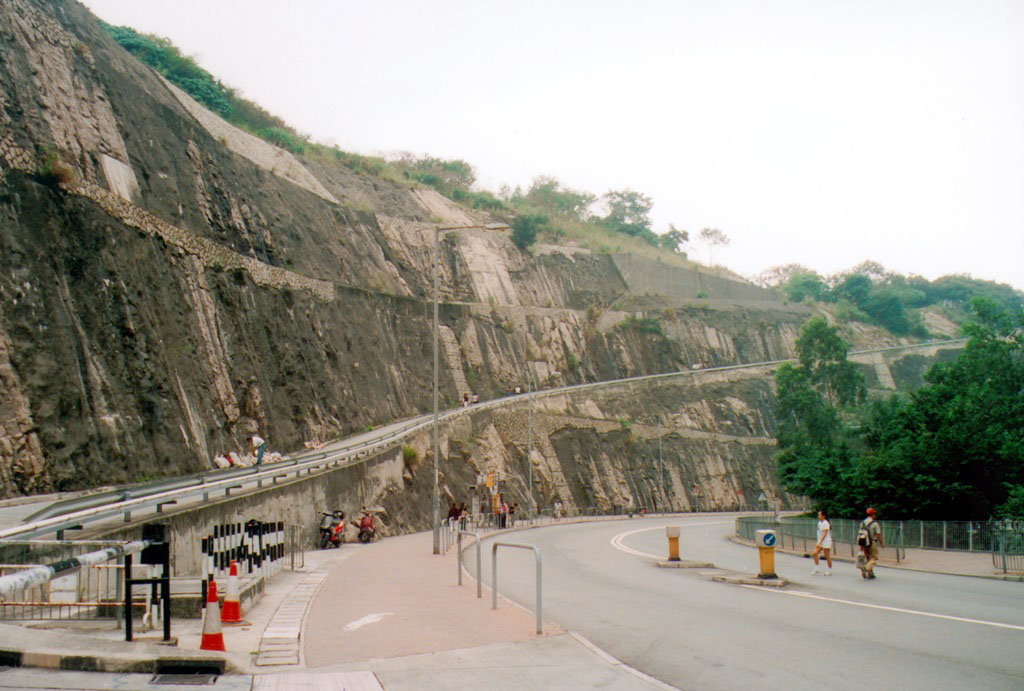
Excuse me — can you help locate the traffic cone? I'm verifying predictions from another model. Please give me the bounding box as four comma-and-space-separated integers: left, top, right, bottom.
221, 560, 244, 625
200, 580, 226, 652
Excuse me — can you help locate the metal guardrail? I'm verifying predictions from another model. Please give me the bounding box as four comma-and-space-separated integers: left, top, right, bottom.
491, 541, 543, 634
2, 339, 966, 542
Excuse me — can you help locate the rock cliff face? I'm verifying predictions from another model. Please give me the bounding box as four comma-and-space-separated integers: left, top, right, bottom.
0, 0, 918, 505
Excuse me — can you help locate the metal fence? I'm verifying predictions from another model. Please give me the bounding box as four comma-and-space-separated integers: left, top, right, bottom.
736, 516, 1024, 572
0, 540, 134, 621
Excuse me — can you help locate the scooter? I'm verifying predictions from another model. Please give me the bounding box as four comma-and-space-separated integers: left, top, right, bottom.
318, 511, 345, 549
357, 509, 376, 543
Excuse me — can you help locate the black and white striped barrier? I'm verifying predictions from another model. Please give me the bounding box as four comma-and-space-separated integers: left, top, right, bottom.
200, 520, 285, 606
0, 540, 150, 599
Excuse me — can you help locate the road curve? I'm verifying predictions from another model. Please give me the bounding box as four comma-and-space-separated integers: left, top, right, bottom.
474, 515, 1024, 690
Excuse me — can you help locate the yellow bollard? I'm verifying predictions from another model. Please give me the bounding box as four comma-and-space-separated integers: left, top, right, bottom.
755, 529, 777, 579
665, 526, 681, 562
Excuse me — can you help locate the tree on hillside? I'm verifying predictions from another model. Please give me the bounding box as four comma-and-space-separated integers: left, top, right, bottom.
600, 190, 655, 241
782, 271, 829, 303
754, 264, 814, 288
699, 228, 730, 266
774, 318, 866, 513
517, 176, 595, 221
659, 225, 689, 254
511, 213, 548, 250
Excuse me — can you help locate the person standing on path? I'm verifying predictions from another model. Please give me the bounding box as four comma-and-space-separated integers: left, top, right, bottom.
860, 507, 884, 579
812, 510, 833, 575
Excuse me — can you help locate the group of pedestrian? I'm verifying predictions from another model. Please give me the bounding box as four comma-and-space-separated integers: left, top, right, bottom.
446, 501, 469, 530
812, 506, 884, 580
460, 392, 480, 406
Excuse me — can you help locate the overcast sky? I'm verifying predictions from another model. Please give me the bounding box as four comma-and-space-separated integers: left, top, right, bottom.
79, 0, 1024, 290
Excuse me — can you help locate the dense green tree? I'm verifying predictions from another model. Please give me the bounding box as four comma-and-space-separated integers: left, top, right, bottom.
600, 190, 654, 241
659, 225, 689, 253
781, 271, 828, 303
775, 303, 1024, 519
833, 273, 872, 306
517, 176, 595, 221
511, 213, 548, 250
774, 319, 866, 515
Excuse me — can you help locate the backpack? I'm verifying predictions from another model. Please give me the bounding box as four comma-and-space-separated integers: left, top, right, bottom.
857, 520, 873, 547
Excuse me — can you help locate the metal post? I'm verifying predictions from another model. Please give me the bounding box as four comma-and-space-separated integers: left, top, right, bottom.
491, 542, 542, 634
943, 521, 947, 550
124, 553, 133, 641
432, 225, 441, 555
527, 380, 534, 515
658, 415, 664, 511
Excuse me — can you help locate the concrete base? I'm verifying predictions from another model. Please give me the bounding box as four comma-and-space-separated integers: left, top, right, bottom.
656, 560, 716, 569
712, 574, 789, 587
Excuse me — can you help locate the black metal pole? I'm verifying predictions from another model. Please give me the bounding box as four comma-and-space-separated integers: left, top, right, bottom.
124, 553, 133, 642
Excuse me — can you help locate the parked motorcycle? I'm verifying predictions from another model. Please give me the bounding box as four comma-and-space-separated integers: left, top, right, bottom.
357, 509, 376, 544
318, 510, 346, 549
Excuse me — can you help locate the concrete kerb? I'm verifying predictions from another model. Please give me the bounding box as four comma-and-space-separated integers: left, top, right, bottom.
0, 622, 238, 675
729, 534, 1024, 582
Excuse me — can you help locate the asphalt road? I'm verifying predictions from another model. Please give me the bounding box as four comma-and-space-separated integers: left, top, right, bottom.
475, 515, 1024, 690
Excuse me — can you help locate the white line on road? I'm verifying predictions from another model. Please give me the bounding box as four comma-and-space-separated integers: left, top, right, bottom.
743, 586, 1024, 632
610, 521, 732, 560
343, 612, 393, 631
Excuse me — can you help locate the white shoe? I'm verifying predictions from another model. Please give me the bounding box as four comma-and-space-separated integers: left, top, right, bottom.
824, 570, 832, 576
812, 568, 821, 575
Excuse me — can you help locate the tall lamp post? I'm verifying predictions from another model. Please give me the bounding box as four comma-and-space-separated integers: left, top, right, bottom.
432, 222, 509, 554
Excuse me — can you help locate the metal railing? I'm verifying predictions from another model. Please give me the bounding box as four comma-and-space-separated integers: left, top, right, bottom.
491, 542, 543, 634
0, 540, 145, 621
737, 516, 1024, 572
456, 529, 482, 599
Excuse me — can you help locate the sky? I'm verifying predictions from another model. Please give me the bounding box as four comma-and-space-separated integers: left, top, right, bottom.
79, 0, 1024, 290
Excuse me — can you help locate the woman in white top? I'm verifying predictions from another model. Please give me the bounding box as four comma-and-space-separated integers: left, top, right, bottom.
812, 509, 833, 575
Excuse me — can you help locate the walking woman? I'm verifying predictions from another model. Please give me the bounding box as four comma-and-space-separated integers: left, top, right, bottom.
812, 509, 833, 575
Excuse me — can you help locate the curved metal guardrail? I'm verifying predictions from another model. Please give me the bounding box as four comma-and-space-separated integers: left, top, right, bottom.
1, 338, 966, 542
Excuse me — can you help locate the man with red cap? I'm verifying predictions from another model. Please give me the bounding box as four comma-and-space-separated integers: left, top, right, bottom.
859, 507, 884, 579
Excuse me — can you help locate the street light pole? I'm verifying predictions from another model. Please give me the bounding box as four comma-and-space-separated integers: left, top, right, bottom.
432, 224, 441, 554
431, 222, 509, 555
527, 374, 534, 515
658, 414, 664, 511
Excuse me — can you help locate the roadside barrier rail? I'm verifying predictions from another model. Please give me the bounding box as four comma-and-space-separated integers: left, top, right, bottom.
2, 339, 966, 542
491, 541, 543, 634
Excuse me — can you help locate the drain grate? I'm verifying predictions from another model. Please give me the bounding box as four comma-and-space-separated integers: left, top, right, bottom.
151, 673, 219, 685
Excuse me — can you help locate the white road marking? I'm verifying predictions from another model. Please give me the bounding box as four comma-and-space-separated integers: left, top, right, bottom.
742, 586, 1024, 632
610, 521, 732, 560
343, 612, 393, 631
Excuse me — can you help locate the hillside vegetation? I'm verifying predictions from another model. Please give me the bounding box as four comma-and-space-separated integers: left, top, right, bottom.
103, 23, 1022, 342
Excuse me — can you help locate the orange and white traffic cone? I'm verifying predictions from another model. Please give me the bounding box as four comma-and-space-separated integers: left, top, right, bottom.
200, 579, 226, 652
221, 560, 244, 625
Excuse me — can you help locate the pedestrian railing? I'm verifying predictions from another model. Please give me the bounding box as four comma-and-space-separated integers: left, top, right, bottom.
491, 542, 542, 634
736, 516, 1024, 572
